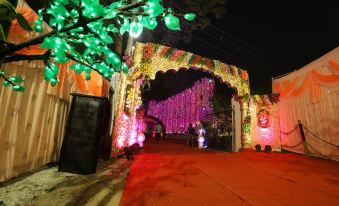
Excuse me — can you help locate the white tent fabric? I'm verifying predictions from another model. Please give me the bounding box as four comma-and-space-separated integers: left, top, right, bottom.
272, 47, 339, 161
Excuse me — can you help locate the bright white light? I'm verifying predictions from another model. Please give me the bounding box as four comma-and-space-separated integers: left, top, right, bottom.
260, 128, 269, 132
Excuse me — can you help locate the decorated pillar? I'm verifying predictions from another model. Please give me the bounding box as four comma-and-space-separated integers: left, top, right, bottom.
241, 97, 252, 148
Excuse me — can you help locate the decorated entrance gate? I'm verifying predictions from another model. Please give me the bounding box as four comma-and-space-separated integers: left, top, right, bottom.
112, 42, 252, 151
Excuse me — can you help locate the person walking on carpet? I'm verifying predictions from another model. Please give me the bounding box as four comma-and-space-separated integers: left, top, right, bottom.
187, 123, 195, 147
155, 123, 162, 143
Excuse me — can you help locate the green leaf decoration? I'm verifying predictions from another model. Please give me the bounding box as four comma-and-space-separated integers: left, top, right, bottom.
70, 63, 85, 74
109, 2, 122, 9
85, 73, 91, 80
119, 18, 130, 35
82, 0, 104, 18
3, 80, 11, 87
113, 57, 121, 69
44, 68, 55, 81
122, 62, 128, 74
33, 10, 44, 32
57, 0, 69, 5
99, 33, 113, 44
50, 78, 59, 86
164, 14, 180, 30
184, 13, 196, 21
70, 0, 79, 4
1, 0, 196, 92
141, 17, 157, 30
104, 9, 117, 19
145, 1, 164, 17
9, 76, 24, 83
15, 13, 32, 31
34, 21, 43, 33
49, 63, 60, 75
129, 20, 143, 38
13, 85, 25, 92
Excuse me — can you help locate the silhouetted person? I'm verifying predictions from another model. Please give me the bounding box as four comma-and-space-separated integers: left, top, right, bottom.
155, 124, 162, 143
187, 124, 195, 147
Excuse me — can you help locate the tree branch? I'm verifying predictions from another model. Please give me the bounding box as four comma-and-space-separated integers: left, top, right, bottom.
1, 51, 51, 64
0, 1, 145, 58
66, 54, 107, 79
0, 73, 16, 86
0, 40, 16, 48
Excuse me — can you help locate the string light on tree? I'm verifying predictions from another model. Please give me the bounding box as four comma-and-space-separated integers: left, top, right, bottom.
0, 0, 196, 92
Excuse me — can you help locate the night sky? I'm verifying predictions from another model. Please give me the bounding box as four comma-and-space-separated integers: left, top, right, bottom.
145, 0, 339, 100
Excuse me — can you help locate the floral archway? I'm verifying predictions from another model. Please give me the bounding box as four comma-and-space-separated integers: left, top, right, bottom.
130, 42, 250, 96
113, 42, 252, 150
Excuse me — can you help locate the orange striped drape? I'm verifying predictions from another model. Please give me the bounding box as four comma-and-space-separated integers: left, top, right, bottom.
8, 7, 47, 55
71, 70, 110, 97
274, 60, 339, 99
329, 60, 339, 72
274, 77, 298, 98
311, 69, 339, 82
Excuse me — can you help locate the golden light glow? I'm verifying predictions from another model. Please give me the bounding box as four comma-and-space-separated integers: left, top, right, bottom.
130, 42, 250, 97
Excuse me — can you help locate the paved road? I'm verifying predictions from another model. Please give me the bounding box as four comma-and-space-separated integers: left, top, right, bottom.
120, 140, 339, 206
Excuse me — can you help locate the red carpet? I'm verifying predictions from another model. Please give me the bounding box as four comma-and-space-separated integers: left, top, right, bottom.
120, 140, 339, 206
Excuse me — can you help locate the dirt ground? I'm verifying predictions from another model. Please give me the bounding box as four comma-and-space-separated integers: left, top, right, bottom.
0, 157, 133, 206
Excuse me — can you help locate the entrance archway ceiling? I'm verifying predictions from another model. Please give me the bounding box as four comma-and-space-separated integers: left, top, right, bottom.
130, 42, 250, 96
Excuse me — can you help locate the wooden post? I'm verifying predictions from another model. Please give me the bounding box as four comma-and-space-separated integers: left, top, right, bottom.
298, 120, 309, 154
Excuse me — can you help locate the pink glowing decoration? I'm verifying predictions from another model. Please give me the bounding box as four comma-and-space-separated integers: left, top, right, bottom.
129, 129, 137, 146
256, 109, 274, 146
137, 133, 145, 147
148, 78, 214, 133
114, 113, 131, 149
257, 127, 273, 145
123, 113, 129, 120
197, 128, 206, 148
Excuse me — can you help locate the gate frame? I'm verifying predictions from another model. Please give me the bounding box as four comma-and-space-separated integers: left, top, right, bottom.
114, 42, 252, 149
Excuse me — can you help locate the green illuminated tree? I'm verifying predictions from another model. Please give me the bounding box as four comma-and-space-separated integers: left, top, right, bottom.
0, 0, 196, 92
141, 0, 226, 45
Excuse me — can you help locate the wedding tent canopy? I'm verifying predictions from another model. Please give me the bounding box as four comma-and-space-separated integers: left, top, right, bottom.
272, 47, 339, 161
